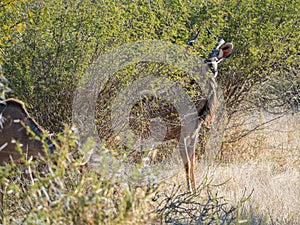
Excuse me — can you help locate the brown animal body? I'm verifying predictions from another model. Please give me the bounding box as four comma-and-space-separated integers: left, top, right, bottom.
178, 41, 233, 191
177, 41, 233, 192
0, 98, 55, 165
165, 77, 220, 191
140, 40, 233, 192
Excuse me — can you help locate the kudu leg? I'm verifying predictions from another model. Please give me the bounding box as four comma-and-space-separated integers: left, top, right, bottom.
189, 152, 196, 191
181, 135, 197, 192
184, 152, 196, 192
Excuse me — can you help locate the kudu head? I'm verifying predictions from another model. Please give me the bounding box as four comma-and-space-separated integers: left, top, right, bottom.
204, 38, 233, 78
0, 98, 55, 165
188, 30, 233, 128
188, 29, 233, 78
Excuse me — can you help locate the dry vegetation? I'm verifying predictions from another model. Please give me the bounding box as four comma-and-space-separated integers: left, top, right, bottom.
201, 112, 300, 224
0, 113, 298, 224
1, 0, 299, 224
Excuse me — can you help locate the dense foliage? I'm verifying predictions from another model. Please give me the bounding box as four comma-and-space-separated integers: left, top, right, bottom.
1, 0, 299, 133
1, 1, 299, 224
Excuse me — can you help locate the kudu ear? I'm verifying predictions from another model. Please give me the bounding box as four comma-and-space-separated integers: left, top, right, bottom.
218, 43, 233, 60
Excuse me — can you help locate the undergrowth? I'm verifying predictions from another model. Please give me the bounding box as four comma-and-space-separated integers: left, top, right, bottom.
0, 128, 248, 225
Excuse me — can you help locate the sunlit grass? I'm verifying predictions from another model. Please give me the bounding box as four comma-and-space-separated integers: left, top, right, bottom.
1, 113, 299, 224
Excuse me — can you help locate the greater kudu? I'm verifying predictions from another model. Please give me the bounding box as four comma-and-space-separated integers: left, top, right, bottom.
179, 38, 233, 191
141, 37, 233, 192
0, 98, 55, 165
180, 38, 233, 191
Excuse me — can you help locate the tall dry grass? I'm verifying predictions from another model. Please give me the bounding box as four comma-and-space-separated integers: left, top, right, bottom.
159, 112, 300, 224
0, 113, 299, 224
151, 112, 299, 224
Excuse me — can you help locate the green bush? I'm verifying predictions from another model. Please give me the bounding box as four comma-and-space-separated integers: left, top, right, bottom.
1, 0, 298, 135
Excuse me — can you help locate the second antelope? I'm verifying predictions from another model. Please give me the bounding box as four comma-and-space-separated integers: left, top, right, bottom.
0, 98, 55, 165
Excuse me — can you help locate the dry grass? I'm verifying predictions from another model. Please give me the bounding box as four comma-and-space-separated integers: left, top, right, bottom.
149, 112, 300, 224
0, 113, 299, 224
198, 159, 299, 224
152, 153, 299, 224
218, 113, 299, 224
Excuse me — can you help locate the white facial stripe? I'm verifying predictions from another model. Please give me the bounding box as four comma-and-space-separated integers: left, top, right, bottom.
0, 113, 6, 130
0, 142, 8, 151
